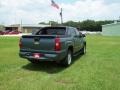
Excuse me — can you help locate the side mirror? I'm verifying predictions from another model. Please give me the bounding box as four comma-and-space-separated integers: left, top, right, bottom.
79, 34, 85, 38
82, 34, 86, 37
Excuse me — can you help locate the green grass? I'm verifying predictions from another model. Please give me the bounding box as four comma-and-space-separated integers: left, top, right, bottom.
0, 35, 120, 90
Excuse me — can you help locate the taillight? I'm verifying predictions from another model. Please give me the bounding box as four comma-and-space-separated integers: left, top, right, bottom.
19, 38, 22, 48
55, 37, 61, 51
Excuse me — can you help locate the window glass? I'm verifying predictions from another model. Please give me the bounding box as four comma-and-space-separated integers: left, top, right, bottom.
75, 29, 79, 36
70, 28, 76, 36
36, 27, 66, 35
67, 29, 71, 35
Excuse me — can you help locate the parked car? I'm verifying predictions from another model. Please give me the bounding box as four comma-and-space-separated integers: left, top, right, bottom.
9, 31, 21, 35
3, 30, 11, 35
19, 26, 86, 66
0, 31, 4, 35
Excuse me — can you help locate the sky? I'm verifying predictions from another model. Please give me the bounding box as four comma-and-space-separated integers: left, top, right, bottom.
0, 0, 120, 25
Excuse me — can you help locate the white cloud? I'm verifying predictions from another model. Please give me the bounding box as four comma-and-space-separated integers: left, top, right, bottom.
62, 0, 120, 21
0, 0, 120, 25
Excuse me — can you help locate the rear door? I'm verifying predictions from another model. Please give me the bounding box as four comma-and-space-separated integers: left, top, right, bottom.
74, 29, 82, 49
69, 28, 79, 53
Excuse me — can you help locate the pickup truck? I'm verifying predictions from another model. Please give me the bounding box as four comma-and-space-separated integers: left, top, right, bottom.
19, 26, 86, 66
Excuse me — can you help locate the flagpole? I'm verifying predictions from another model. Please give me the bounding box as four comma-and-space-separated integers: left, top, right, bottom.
20, 19, 22, 32
51, 0, 63, 24
60, 8, 63, 24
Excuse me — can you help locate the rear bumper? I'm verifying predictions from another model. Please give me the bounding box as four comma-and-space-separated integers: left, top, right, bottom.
19, 50, 67, 61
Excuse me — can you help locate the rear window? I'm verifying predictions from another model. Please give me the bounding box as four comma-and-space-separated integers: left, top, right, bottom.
36, 27, 66, 35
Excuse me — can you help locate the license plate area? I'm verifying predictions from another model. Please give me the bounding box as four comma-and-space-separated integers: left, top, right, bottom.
33, 53, 40, 59
33, 53, 44, 59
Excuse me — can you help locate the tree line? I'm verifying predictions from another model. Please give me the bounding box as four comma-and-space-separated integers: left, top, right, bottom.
0, 19, 115, 32
39, 20, 114, 32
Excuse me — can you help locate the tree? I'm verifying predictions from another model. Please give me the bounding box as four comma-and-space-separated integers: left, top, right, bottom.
80, 20, 96, 31
39, 22, 47, 25
38, 20, 114, 32
63, 21, 78, 27
49, 21, 59, 26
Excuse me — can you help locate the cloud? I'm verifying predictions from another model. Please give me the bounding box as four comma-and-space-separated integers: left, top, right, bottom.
62, 0, 120, 21
0, 0, 120, 25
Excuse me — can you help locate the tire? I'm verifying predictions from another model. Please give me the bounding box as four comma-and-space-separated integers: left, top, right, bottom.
81, 45, 86, 55
61, 50, 72, 67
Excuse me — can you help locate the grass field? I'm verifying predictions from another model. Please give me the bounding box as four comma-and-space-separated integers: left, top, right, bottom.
0, 35, 120, 90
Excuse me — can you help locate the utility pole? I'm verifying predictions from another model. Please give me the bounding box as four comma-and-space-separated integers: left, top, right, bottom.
60, 8, 63, 24
20, 19, 22, 32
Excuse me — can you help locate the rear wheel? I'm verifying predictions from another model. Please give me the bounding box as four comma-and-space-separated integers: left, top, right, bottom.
61, 50, 72, 67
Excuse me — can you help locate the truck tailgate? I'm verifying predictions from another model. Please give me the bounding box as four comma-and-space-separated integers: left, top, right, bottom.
21, 35, 56, 51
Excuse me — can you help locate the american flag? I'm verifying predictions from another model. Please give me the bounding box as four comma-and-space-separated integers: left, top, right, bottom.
51, 0, 59, 9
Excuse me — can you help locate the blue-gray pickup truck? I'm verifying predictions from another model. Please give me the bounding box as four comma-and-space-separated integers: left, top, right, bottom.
19, 26, 86, 66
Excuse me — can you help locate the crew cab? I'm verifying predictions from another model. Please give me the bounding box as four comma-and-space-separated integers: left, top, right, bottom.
19, 26, 86, 66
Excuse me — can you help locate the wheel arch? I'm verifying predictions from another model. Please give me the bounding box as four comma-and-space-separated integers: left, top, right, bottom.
68, 45, 73, 54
